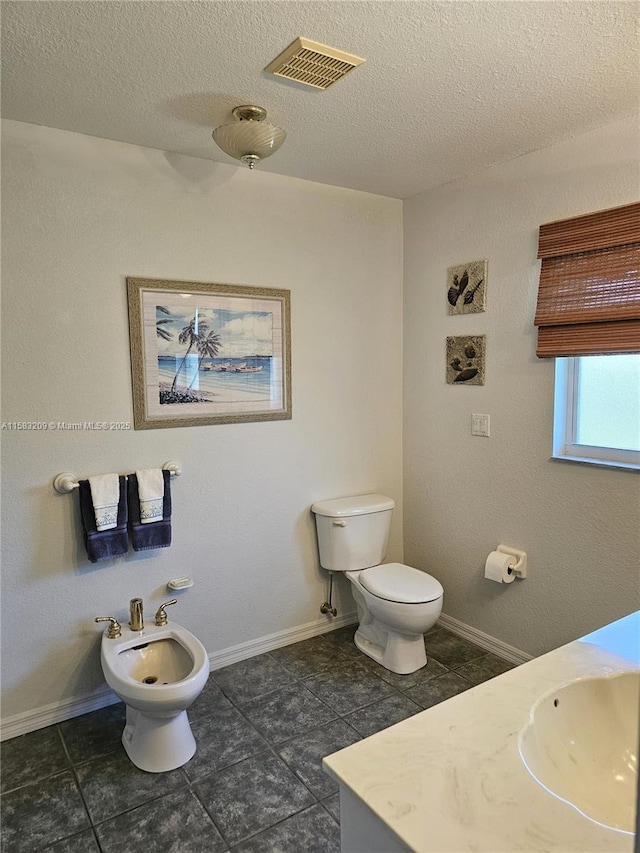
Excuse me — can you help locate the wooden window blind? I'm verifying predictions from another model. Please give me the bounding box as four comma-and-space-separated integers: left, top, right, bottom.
534, 202, 640, 357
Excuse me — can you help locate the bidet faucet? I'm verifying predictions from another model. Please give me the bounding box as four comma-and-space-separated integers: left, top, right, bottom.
95, 616, 121, 639
155, 599, 177, 626
129, 598, 144, 631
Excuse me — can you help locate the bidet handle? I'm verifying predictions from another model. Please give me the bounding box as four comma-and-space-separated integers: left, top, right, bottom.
95, 616, 122, 639
155, 599, 178, 626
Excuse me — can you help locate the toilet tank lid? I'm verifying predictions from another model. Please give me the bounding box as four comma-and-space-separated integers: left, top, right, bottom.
311, 494, 395, 517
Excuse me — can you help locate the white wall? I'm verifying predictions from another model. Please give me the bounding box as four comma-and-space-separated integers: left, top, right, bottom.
1, 120, 403, 722
403, 117, 640, 657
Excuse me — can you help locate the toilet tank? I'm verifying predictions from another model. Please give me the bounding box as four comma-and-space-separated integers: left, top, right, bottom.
311, 494, 395, 572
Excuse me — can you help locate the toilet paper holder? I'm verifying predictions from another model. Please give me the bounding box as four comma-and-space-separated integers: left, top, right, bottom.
496, 544, 528, 578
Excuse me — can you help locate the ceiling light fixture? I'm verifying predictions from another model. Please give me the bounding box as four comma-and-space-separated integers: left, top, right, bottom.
212, 105, 286, 170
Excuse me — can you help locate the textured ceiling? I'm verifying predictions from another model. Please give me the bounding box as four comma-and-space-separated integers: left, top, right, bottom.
2, 1, 638, 199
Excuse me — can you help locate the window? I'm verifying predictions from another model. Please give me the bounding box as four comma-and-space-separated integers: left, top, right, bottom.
534, 202, 640, 470
553, 355, 640, 469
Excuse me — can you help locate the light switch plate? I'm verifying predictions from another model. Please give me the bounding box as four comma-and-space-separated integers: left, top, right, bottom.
472, 413, 490, 436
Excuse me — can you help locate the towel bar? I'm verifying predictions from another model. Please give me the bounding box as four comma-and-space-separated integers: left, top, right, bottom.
53, 461, 182, 494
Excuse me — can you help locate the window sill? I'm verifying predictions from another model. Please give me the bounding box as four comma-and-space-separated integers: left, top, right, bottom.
551, 452, 640, 472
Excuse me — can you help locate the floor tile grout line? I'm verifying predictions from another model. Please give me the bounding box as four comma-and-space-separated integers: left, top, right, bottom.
226, 799, 327, 851
187, 699, 334, 840
64, 745, 193, 831
190, 745, 322, 852
268, 730, 351, 801
267, 647, 359, 679
49, 724, 98, 849
217, 678, 370, 806
227, 694, 337, 783
0, 726, 77, 796
233, 673, 400, 743
318, 794, 341, 828
235, 672, 340, 716
87, 782, 229, 851
185, 691, 289, 787
226, 675, 343, 744
184, 738, 273, 787
190, 785, 235, 852
216, 691, 362, 801
89, 781, 193, 832
210, 643, 357, 707
195, 689, 361, 787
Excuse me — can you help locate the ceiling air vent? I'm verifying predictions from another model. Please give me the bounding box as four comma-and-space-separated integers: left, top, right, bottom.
265, 37, 365, 90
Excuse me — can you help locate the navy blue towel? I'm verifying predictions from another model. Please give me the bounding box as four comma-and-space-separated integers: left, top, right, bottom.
78, 476, 129, 563
128, 469, 172, 551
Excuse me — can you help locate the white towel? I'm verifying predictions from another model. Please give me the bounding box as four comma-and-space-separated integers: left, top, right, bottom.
88, 473, 120, 531
136, 468, 165, 524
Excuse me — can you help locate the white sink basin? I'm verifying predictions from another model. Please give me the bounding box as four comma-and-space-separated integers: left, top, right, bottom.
519, 671, 639, 833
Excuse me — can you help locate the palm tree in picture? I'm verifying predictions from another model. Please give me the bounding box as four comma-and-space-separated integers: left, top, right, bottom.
170, 313, 209, 393
156, 305, 174, 341
187, 330, 222, 391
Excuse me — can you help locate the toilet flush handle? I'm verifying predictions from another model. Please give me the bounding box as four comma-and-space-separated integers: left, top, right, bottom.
95, 616, 122, 639
332, 519, 347, 527
155, 599, 178, 626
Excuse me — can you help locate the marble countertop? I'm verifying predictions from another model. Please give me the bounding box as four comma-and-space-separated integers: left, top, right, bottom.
324, 611, 640, 852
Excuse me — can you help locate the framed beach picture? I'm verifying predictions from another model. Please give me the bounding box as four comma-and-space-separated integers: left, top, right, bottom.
127, 277, 291, 429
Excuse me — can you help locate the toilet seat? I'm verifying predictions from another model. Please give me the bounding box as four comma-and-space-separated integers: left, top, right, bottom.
359, 562, 443, 604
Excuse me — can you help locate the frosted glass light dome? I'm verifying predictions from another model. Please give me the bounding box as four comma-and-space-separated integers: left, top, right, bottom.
212, 105, 286, 169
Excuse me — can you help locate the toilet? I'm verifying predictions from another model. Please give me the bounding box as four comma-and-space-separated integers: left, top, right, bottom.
312, 494, 443, 674
99, 621, 209, 773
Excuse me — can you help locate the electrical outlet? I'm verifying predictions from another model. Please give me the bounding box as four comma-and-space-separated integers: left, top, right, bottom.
471, 413, 490, 437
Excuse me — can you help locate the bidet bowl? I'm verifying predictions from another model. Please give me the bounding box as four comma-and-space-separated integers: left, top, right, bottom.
117, 637, 193, 684
100, 622, 209, 715
518, 670, 639, 833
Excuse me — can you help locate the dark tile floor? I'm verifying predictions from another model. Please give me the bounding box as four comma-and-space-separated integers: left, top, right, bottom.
1, 624, 515, 853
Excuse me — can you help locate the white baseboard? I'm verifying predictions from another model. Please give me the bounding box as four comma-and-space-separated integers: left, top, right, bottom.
208, 610, 358, 671
0, 611, 358, 741
0, 685, 122, 742
437, 613, 533, 665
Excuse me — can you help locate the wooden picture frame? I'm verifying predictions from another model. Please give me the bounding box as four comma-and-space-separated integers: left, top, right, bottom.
127, 277, 291, 429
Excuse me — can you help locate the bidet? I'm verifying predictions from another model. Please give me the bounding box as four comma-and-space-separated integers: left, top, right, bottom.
97, 615, 209, 772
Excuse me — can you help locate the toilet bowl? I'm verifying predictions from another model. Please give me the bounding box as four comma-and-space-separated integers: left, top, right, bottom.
347, 563, 443, 673
312, 494, 444, 674
99, 621, 209, 773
